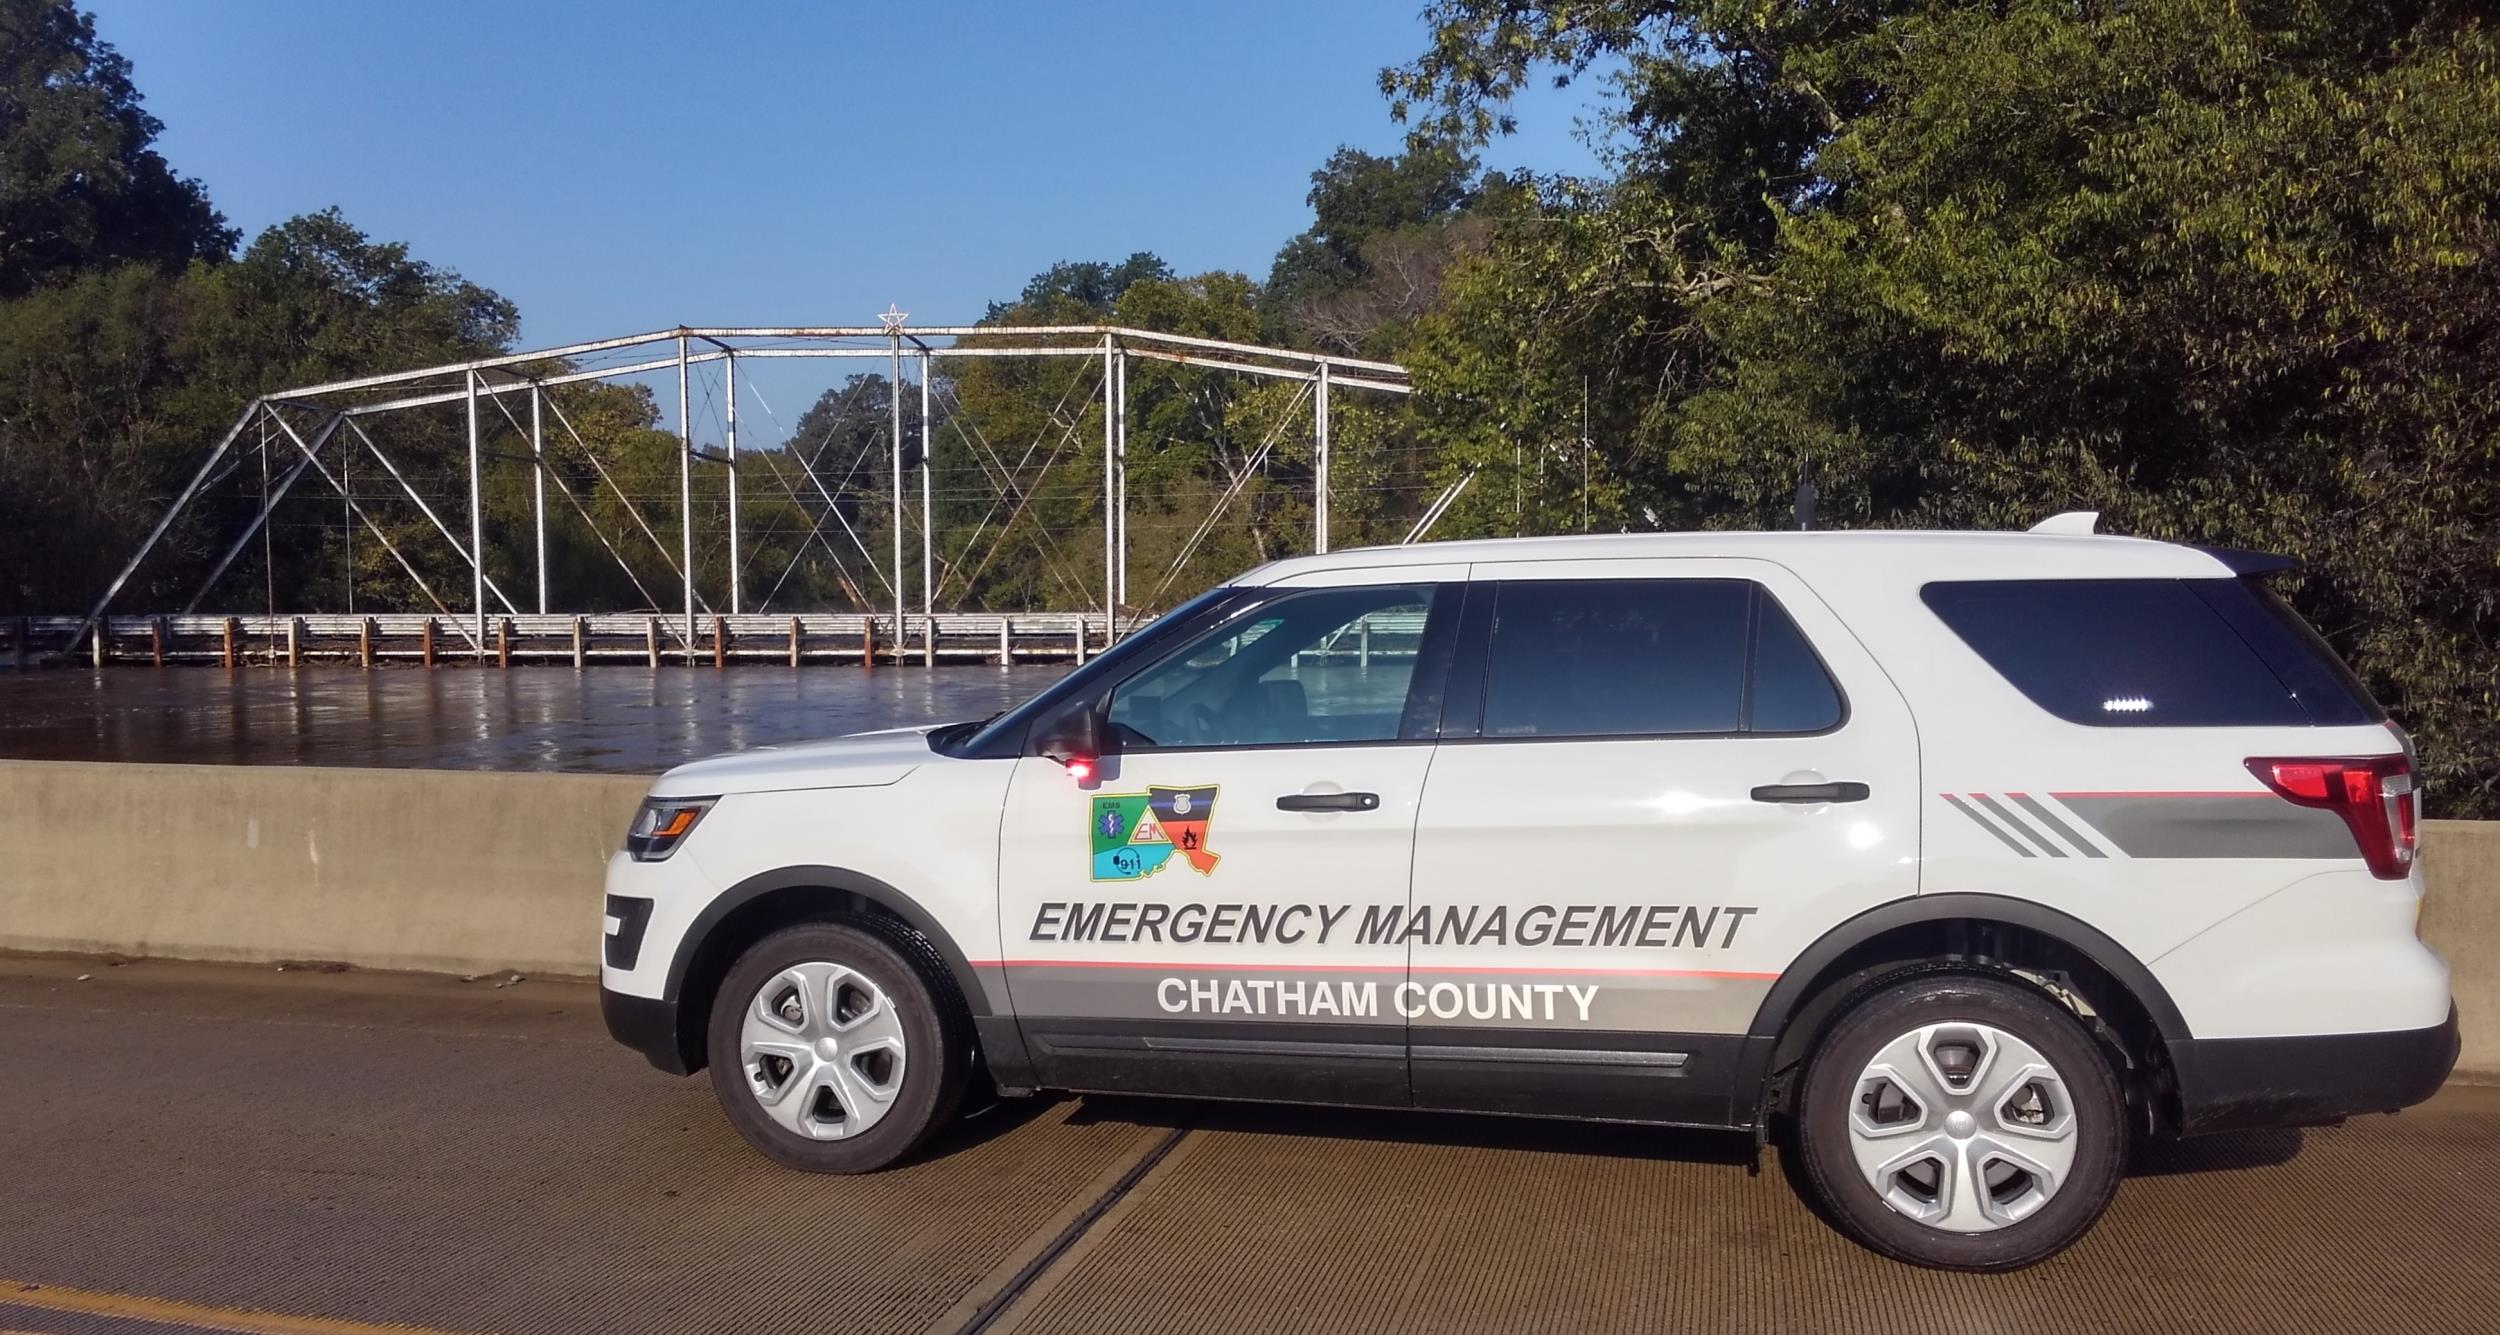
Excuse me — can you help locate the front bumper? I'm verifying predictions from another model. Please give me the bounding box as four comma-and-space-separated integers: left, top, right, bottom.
602, 986, 694, 1077
2171, 1005, 2460, 1136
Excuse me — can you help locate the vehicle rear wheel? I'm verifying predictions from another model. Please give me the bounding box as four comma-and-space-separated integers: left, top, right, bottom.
1794, 972, 2125, 1271
706, 922, 967, 1172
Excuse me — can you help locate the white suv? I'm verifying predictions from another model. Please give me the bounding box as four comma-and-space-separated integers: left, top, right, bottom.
599, 522, 2456, 1270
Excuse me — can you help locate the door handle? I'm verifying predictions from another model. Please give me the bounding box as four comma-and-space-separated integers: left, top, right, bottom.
1751, 781, 1870, 804
1277, 791, 1381, 812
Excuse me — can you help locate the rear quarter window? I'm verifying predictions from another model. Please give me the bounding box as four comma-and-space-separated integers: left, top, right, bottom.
1920, 578, 2383, 727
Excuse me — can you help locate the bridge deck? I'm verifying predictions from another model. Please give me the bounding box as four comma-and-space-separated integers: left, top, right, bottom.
9, 609, 1445, 669
1, 956, 2490, 1335
8, 611, 1159, 667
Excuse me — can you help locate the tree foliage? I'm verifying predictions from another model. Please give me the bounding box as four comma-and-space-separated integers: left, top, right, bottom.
0, 207, 516, 612
1390, 0, 2500, 812
987, 253, 1173, 321
0, 0, 230, 296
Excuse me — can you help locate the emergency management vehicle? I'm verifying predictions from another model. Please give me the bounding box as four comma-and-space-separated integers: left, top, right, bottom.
599, 518, 2457, 1271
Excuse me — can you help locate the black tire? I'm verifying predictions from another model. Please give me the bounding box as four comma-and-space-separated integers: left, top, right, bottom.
705, 921, 970, 1173
1794, 972, 2126, 1271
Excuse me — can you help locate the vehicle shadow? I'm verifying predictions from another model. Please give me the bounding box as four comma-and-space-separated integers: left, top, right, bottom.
1058, 1092, 2306, 1178
2125, 1125, 2306, 1177
905, 1085, 1067, 1162
1063, 1093, 1759, 1167
1049, 1092, 2308, 1243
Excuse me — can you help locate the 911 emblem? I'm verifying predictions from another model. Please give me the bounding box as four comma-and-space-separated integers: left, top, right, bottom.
1089, 785, 1221, 881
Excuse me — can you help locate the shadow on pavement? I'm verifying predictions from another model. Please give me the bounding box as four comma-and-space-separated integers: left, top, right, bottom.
2128, 1125, 2306, 1176
1062, 1092, 1759, 1167
909, 1087, 1069, 1162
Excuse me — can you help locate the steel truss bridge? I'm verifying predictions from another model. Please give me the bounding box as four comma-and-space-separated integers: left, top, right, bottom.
67, 316, 1449, 664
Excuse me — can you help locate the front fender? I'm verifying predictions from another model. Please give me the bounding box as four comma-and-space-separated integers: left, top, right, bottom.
664, 863, 991, 1015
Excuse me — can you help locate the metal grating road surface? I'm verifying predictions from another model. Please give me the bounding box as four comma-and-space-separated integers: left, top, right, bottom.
989, 1098, 2500, 1334
1, 958, 2492, 1335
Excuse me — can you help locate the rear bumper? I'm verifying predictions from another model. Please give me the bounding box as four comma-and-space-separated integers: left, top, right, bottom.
2171, 1005, 2459, 1136
601, 986, 694, 1077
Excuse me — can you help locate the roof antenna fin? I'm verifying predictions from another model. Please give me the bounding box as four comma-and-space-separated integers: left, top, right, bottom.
2029, 511, 2100, 535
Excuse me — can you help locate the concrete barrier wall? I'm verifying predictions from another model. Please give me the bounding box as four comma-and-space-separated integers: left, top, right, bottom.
1, 760, 2491, 1077
0, 760, 648, 978
2419, 818, 2497, 1079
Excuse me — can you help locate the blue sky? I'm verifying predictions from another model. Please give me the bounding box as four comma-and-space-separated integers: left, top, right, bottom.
91, 1, 1609, 351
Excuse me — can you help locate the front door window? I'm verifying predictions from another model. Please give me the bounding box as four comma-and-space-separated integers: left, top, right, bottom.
1106, 584, 1438, 750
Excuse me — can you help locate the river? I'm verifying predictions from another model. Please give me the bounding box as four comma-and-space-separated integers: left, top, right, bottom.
0, 665, 1072, 774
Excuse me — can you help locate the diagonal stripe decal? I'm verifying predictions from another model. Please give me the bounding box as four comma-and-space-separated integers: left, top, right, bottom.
1942, 794, 2035, 857
1972, 793, 2067, 858
2008, 792, 2109, 859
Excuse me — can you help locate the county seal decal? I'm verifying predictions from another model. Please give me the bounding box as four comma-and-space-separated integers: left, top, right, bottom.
1090, 785, 1220, 881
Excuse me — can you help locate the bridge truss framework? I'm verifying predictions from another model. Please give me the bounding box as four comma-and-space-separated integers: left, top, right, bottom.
76, 318, 1417, 660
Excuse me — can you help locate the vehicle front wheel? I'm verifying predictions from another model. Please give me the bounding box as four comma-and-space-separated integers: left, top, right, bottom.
1794, 972, 2126, 1271
705, 922, 967, 1173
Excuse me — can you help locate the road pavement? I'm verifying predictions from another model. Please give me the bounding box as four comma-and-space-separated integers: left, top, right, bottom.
1, 956, 2492, 1334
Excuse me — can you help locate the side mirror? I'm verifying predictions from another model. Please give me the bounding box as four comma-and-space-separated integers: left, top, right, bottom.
1031, 697, 1105, 779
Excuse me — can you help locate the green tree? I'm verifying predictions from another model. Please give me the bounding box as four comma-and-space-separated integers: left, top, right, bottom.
0, 209, 516, 614
0, 0, 231, 296
986, 253, 1173, 321
1267, 144, 1538, 359
1392, 0, 2500, 812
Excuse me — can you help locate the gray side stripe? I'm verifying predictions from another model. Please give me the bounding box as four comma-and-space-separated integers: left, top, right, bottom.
1411, 1045, 1689, 1069
1943, 795, 2035, 857
1136, 1035, 1405, 1060
1973, 793, 2066, 858
2010, 794, 2109, 859
2058, 795, 2356, 860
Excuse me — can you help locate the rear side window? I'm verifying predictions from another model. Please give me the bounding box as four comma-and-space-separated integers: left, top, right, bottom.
1921, 578, 2383, 727
1479, 580, 1844, 739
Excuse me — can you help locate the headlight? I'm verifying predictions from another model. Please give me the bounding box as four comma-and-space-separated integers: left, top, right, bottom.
625, 796, 715, 862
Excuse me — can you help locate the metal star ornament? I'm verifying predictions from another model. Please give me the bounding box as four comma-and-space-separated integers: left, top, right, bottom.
878, 304, 909, 333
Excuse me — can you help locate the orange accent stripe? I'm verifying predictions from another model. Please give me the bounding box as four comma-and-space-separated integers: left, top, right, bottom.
972, 959, 1777, 981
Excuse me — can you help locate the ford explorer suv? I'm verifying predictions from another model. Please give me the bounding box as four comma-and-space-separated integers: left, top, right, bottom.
599, 520, 2457, 1270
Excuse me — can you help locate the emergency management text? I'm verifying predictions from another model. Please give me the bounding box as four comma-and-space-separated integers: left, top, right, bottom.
1028, 901, 1759, 950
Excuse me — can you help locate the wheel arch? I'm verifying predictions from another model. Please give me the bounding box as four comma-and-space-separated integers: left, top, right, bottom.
1736, 893, 2191, 1127
659, 865, 991, 1075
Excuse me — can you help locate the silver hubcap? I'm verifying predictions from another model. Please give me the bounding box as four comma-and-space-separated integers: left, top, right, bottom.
1847, 1021, 2079, 1233
739, 962, 908, 1140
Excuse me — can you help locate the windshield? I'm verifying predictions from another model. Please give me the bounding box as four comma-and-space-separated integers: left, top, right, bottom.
937, 585, 1248, 758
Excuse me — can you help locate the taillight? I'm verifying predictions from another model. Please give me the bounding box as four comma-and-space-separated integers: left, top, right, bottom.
2245, 755, 2417, 879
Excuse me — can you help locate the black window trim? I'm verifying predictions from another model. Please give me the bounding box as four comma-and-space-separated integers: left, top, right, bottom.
1442, 576, 1853, 747
1432, 579, 1496, 740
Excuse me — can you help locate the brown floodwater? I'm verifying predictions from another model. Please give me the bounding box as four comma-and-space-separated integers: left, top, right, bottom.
0, 664, 1071, 774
